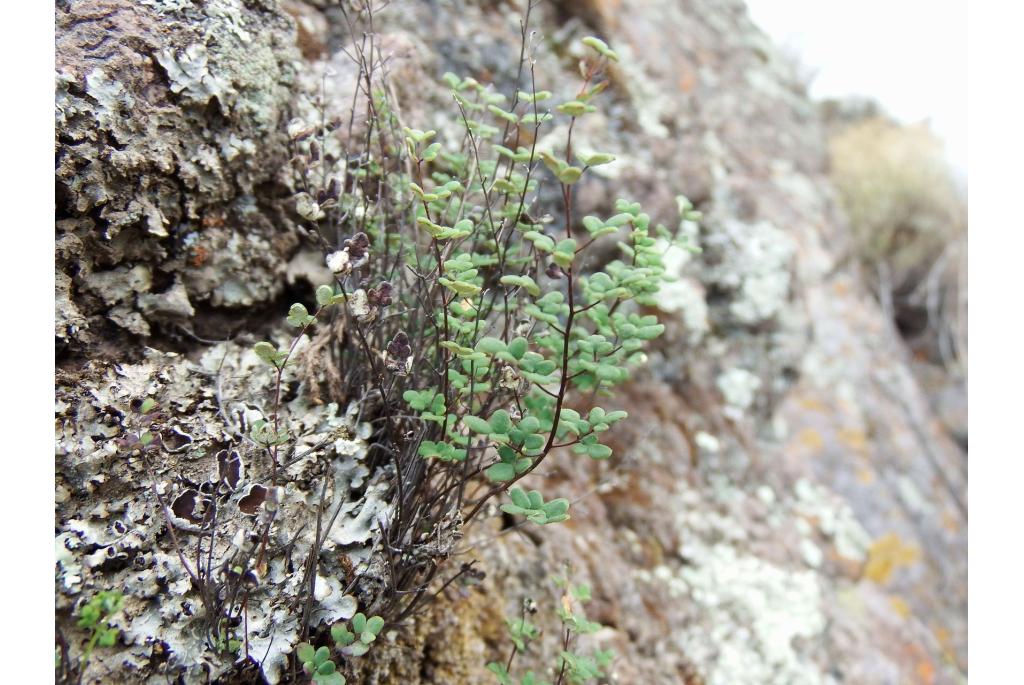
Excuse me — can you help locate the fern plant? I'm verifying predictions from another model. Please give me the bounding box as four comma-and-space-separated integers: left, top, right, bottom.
266, 17, 698, 629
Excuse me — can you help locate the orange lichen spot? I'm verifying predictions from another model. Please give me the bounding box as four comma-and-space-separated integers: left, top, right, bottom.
856, 467, 876, 484
678, 68, 697, 93
795, 427, 824, 451
838, 427, 868, 453
833, 280, 849, 296
595, 0, 624, 13
798, 396, 828, 413
889, 595, 911, 619
201, 213, 226, 228
864, 533, 920, 584
189, 244, 210, 267
932, 626, 958, 664
915, 659, 936, 684
941, 511, 961, 533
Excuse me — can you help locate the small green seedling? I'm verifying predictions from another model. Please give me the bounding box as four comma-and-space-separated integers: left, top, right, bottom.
212, 617, 242, 655
296, 643, 345, 685
76, 590, 124, 662
331, 613, 385, 657
505, 615, 540, 652
489, 577, 614, 685
487, 663, 550, 685
557, 649, 614, 684
249, 418, 290, 447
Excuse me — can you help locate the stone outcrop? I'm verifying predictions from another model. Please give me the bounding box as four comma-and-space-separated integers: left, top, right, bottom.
55, 1, 967, 683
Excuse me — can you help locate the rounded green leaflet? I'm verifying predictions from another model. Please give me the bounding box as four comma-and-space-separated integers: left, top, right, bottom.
489, 409, 512, 434
287, 302, 312, 327
508, 486, 530, 509
638, 323, 666, 339
463, 415, 492, 433
555, 238, 577, 254
487, 104, 518, 123
316, 284, 335, 306
543, 498, 570, 518
439, 278, 481, 296
475, 337, 506, 354
581, 35, 619, 61
507, 336, 529, 359
582, 152, 616, 166
500, 275, 540, 297
253, 341, 277, 361
557, 166, 583, 185
351, 613, 367, 634
416, 216, 445, 238
486, 463, 515, 482
582, 216, 605, 233
556, 101, 595, 117
421, 142, 441, 161
366, 616, 385, 635
523, 434, 545, 450
331, 625, 355, 646
553, 238, 577, 267
524, 231, 555, 252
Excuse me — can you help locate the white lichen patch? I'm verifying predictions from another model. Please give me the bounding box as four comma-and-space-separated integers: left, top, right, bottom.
793, 479, 872, 563
703, 218, 796, 327
656, 237, 710, 344
717, 367, 762, 418
155, 43, 235, 108
695, 430, 722, 454
636, 480, 833, 685
56, 342, 392, 684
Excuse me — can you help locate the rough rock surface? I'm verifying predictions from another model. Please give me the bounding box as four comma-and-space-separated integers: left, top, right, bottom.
56, 0, 302, 349
55, 1, 967, 683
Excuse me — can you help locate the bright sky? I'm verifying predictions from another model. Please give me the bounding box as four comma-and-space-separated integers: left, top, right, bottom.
744, 0, 968, 176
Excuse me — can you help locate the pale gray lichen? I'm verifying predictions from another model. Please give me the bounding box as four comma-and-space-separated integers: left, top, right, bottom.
56, 340, 394, 684
793, 479, 872, 563
695, 430, 722, 454
636, 479, 832, 685
155, 43, 234, 105
703, 218, 796, 327
655, 239, 711, 344
717, 367, 762, 417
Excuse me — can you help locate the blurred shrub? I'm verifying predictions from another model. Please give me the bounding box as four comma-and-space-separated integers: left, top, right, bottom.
828, 115, 966, 367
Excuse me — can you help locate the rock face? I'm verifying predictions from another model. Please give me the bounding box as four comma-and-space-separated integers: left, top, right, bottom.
55, 1, 967, 684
